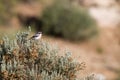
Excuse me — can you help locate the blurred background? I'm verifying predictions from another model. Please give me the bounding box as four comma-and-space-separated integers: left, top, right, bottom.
0, 0, 120, 79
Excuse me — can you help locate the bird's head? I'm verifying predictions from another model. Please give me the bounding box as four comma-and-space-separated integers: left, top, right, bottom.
38, 32, 42, 34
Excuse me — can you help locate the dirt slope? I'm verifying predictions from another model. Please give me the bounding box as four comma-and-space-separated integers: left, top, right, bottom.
44, 27, 120, 80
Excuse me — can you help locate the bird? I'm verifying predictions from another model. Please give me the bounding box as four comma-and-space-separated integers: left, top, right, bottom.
30, 32, 42, 40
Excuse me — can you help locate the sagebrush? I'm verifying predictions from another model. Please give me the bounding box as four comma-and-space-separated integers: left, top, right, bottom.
41, 0, 97, 41
0, 30, 86, 80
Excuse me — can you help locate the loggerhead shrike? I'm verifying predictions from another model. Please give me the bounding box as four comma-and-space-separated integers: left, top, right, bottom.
30, 32, 42, 40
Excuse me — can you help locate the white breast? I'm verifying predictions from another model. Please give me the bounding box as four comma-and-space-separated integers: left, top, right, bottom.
35, 34, 42, 40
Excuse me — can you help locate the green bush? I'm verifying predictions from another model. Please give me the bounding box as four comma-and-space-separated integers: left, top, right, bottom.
0, 29, 86, 80
41, 0, 97, 41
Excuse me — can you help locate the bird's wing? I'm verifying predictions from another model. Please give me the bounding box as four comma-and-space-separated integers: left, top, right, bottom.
34, 34, 39, 37
32, 35, 38, 37
29, 35, 36, 39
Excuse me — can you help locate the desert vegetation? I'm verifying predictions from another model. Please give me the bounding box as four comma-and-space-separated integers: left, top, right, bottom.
0, 0, 98, 41
0, 29, 86, 80
0, 0, 120, 80
41, 0, 97, 41
0, 28, 106, 80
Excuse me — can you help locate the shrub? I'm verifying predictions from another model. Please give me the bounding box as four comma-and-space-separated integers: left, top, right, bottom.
41, 0, 97, 41
0, 29, 86, 80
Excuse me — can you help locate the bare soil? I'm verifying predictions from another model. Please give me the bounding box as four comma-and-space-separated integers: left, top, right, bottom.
43, 27, 120, 80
